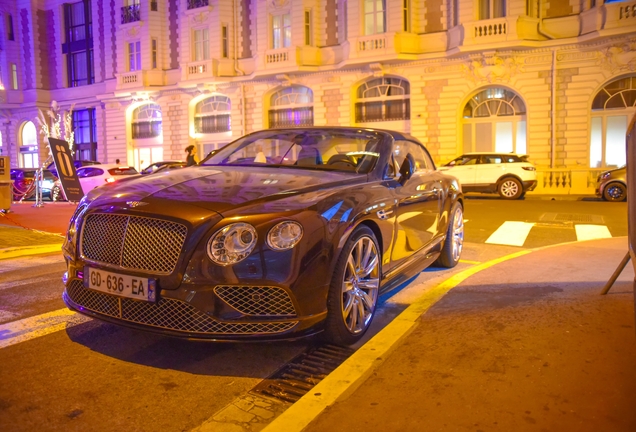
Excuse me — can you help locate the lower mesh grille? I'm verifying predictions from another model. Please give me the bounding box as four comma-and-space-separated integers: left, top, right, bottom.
66, 280, 298, 335
214, 285, 297, 316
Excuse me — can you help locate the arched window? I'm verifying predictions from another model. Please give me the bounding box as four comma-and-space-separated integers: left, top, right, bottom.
195, 96, 231, 133
268, 86, 314, 128
590, 75, 636, 168
462, 88, 527, 153
20, 121, 39, 168
355, 77, 410, 123
132, 103, 162, 139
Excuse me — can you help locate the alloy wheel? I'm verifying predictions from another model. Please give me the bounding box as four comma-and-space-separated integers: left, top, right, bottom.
450, 206, 464, 262
341, 236, 379, 334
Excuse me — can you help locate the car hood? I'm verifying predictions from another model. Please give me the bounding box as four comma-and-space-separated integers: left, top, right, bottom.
86, 166, 366, 215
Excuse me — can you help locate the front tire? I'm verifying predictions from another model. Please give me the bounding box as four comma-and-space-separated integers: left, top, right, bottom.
603, 182, 627, 202
498, 177, 523, 200
435, 202, 464, 268
323, 226, 380, 346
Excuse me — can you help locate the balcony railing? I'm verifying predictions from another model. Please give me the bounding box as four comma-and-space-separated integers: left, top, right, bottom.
268, 108, 314, 128
266, 49, 291, 64
120, 71, 140, 85
187, 0, 209, 10
194, 115, 231, 134
132, 121, 162, 139
532, 168, 606, 195
355, 101, 410, 123
358, 34, 387, 52
121, 4, 141, 24
473, 18, 507, 38
619, 3, 636, 20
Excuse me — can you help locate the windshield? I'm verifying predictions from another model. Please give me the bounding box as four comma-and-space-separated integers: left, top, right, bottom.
201, 130, 382, 174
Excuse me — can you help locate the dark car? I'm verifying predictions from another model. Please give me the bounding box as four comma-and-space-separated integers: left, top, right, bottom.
596, 166, 627, 202
62, 127, 464, 345
46, 160, 101, 178
140, 161, 187, 175
11, 168, 58, 200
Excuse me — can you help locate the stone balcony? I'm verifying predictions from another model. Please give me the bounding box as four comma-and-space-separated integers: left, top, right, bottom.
116, 70, 165, 90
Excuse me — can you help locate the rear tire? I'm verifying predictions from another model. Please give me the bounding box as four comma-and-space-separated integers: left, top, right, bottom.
603, 182, 627, 202
498, 177, 523, 200
323, 226, 380, 346
435, 202, 464, 268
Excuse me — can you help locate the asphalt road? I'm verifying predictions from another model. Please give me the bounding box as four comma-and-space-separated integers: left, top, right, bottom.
0, 198, 628, 432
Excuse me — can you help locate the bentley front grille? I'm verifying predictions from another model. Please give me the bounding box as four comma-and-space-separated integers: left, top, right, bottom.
214, 285, 297, 317
66, 280, 298, 335
81, 213, 188, 274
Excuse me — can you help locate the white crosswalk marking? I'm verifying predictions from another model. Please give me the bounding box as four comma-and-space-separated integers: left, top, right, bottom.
485, 221, 535, 246
575, 224, 613, 241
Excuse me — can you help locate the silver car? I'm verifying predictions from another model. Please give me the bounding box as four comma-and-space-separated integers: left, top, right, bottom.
596, 166, 627, 202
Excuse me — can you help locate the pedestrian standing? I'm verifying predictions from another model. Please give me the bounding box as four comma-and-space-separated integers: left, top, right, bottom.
185, 145, 198, 166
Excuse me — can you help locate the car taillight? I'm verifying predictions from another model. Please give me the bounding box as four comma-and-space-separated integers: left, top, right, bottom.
522, 166, 536, 171
105, 177, 116, 183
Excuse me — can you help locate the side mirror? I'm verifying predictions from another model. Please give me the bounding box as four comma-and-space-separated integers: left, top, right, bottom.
447, 160, 456, 166
398, 154, 415, 186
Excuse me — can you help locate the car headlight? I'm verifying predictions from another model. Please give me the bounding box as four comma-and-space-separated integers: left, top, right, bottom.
267, 221, 303, 251
601, 172, 611, 180
207, 223, 257, 265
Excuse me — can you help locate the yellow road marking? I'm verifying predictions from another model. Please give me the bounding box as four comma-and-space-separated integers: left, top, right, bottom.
0, 243, 63, 260
261, 249, 531, 432
459, 259, 481, 265
0, 308, 90, 350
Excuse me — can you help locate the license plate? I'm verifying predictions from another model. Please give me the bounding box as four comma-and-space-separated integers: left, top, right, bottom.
84, 266, 157, 302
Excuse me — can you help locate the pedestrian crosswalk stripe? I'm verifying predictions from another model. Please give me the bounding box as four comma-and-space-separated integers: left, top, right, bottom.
575, 224, 612, 241
486, 221, 535, 246
0, 308, 90, 350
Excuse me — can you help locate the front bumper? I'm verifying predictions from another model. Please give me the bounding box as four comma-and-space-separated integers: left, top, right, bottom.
63, 277, 327, 341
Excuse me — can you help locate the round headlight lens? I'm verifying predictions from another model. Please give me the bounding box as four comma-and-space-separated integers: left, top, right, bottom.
207, 223, 257, 265
267, 221, 303, 251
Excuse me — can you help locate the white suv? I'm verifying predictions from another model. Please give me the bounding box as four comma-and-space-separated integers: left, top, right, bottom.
439, 153, 537, 200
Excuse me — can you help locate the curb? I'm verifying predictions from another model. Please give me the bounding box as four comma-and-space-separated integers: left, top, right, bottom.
261, 249, 532, 432
0, 243, 64, 260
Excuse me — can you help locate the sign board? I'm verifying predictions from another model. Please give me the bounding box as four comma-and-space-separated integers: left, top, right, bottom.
48, 137, 84, 201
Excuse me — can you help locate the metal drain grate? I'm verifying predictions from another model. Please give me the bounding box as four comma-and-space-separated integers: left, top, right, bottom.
540, 213, 605, 224
250, 345, 354, 403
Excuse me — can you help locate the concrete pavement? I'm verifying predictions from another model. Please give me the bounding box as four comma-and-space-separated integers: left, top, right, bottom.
269, 237, 636, 432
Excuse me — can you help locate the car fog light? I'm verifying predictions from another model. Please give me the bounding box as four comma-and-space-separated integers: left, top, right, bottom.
267, 221, 303, 250
207, 223, 257, 265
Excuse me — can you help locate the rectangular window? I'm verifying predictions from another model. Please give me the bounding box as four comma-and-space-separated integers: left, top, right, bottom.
73, 108, 98, 160
128, 41, 141, 71
403, 0, 410, 32
7, 14, 14, 41
304, 10, 312, 46
480, 0, 505, 19
152, 38, 157, 68
11, 64, 18, 90
272, 13, 291, 49
364, 0, 386, 35
221, 25, 228, 58
63, 0, 94, 87
193, 28, 209, 61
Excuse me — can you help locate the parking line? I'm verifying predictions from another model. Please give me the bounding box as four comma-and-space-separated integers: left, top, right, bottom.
485, 221, 535, 247
0, 308, 90, 350
260, 249, 531, 432
575, 224, 612, 241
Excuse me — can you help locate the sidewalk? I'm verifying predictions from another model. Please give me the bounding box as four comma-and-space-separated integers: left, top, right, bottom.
0, 201, 77, 258
292, 237, 636, 431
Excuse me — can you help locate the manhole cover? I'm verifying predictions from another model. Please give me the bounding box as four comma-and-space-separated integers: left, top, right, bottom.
540, 213, 604, 224
250, 344, 354, 403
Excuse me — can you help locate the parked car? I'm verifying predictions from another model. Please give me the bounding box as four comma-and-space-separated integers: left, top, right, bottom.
51, 164, 140, 201
46, 160, 101, 178
11, 168, 57, 200
439, 152, 537, 199
140, 161, 187, 175
62, 127, 465, 345
596, 166, 627, 202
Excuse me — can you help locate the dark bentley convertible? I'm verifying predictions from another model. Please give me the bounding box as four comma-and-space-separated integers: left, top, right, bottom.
62, 127, 464, 345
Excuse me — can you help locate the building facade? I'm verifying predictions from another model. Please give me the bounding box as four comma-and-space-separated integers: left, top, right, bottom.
0, 0, 635, 194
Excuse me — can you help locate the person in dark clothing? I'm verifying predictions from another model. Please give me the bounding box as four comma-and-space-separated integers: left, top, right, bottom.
185, 145, 198, 166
